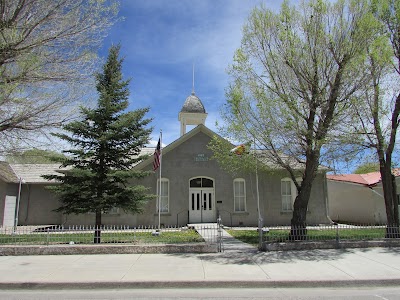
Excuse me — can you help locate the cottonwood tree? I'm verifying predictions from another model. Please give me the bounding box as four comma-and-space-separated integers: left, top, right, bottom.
0, 0, 118, 155
44, 45, 153, 243
216, 0, 371, 238
354, 161, 381, 174
345, 0, 400, 236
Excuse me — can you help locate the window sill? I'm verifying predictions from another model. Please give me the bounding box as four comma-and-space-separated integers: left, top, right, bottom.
153, 213, 171, 216
232, 212, 249, 215
280, 211, 311, 214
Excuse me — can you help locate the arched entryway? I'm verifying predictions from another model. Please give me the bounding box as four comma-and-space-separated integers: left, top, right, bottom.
188, 177, 215, 223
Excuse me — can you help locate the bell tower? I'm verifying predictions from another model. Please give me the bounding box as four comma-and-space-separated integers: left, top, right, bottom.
178, 66, 207, 136
178, 91, 207, 136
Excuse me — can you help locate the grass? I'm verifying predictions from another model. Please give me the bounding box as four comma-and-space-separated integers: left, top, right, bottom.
0, 229, 204, 245
227, 227, 387, 245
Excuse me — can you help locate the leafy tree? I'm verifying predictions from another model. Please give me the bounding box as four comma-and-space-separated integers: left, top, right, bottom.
345, 0, 400, 236
215, 0, 371, 238
354, 162, 380, 174
6, 149, 66, 164
0, 0, 118, 155
208, 137, 261, 175
43, 45, 153, 243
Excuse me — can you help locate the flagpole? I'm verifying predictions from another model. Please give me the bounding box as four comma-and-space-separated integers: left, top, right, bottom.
254, 137, 263, 250
158, 130, 162, 231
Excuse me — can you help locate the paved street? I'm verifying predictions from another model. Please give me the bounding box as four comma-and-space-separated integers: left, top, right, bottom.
1, 287, 400, 300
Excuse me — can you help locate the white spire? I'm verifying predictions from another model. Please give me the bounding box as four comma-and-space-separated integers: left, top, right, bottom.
192, 62, 195, 95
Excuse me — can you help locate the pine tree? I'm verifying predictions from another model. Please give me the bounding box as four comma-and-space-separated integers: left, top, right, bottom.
44, 45, 153, 243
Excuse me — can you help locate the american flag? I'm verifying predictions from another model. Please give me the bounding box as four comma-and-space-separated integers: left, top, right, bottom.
153, 138, 161, 171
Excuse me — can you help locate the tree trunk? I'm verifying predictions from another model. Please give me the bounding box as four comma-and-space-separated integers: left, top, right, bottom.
392, 174, 399, 227
94, 210, 102, 244
290, 151, 319, 240
290, 190, 309, 240
380, 165, 399, 238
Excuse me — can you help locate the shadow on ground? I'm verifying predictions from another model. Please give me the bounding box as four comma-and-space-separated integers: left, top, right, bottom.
166, 246, 400, 266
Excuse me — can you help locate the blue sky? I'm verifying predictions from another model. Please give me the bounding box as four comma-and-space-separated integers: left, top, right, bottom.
99, 0, 284, 146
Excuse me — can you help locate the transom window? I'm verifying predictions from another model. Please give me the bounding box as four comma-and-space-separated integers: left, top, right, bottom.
190, 177, 214, 188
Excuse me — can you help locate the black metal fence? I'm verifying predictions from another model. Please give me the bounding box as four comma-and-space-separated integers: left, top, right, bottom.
0, 225, 219, 246
261, 224, 400, 242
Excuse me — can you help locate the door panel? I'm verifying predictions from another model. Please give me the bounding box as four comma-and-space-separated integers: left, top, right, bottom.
201, 190, 215, 222
189, 190, 202, 223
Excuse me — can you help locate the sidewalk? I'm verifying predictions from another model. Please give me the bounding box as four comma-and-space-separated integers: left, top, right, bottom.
0, 229, 400, 289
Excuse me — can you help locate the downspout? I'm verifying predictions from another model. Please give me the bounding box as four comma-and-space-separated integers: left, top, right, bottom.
24, 184, 31, 222
14, 177, 25, 228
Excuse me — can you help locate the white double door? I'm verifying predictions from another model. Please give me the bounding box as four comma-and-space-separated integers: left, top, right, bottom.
189, 188, 215, 223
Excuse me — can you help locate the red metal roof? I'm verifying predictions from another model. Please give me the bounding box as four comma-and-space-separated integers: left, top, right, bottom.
327, 168, 400, 187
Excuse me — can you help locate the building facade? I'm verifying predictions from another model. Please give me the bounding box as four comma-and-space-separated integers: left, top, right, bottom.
1, 91, 331, 227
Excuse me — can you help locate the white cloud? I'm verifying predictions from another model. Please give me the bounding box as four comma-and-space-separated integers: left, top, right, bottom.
105, 0, 288, 147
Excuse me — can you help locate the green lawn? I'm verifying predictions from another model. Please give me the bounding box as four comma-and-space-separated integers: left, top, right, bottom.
227, 228, 387, 245
0, 229, 204, 245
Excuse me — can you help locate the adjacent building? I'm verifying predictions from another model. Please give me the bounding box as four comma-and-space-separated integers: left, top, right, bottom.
327, 171, 400, 224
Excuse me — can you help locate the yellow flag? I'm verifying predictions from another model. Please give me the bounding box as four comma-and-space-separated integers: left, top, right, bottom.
230, 144, 247, 156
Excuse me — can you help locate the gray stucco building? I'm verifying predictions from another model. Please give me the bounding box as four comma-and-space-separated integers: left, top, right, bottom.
0, 91, 331, 227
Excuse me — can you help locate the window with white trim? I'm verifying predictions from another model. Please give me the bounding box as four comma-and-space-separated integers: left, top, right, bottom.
281, 178, 296, 211
157, 178, 169, 213
234, 178, 246, 212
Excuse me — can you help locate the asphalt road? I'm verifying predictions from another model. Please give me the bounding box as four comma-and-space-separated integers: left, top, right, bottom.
1, 287, 400, 300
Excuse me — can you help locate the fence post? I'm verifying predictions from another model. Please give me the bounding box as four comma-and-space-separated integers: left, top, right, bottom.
335, 222, 339, 248
217, 215, 223, 252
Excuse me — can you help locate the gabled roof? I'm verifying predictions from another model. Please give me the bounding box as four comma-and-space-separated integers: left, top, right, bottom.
10, 164, 66, 184
134, 124, 328, 172
0, 161, 19, 183
327, 169, 400, 187
0, 147, 160, 184
134, 124, 220, 170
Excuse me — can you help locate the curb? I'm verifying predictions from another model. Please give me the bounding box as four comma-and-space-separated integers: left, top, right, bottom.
263, 240, 400, 251
0, 243, 217, 256
1, 279, 400, 290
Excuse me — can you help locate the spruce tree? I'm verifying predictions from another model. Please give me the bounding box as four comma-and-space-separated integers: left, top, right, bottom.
44, 45, 153, 243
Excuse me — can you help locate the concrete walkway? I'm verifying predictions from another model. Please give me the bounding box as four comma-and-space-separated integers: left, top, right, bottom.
220, 229, 259, 252
0, 228, 400, 289
190, 223, 258, 252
